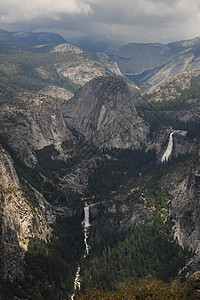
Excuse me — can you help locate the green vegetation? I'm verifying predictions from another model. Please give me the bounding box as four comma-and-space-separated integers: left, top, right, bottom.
0, 41, 115, 96
77, 276, 190, 299
136, 74, 200, 110
81, 219, 191, 291
87, 148, 156, 200
80, 150, 194, 296
0, 47, 80, 93
135, 100, 200, 139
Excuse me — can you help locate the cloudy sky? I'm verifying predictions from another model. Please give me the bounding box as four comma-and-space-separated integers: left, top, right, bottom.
0, 0, 200, 45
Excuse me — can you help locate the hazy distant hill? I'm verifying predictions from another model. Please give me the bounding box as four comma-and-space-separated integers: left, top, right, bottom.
105, 37, 200, 87
0, 29, 67, 46
69, 35, 120, 53
0, 35, 123, 95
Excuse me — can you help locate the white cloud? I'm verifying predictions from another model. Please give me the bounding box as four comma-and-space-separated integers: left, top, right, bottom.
84, 0, 200, 43
0, 0, 91, 23
0, 0, 200, 44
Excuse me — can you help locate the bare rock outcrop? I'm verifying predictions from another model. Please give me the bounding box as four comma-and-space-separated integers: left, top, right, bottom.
0, 146, 53, 281
0, 93, 73, 167
62, 76, 149, 150
162, 148, 200, 279
52, 43, 123, 86
39, 85, 74, 101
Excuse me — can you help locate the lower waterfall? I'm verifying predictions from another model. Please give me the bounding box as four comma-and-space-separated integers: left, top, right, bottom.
70, 203, 90, 299
83, 205, 90, 257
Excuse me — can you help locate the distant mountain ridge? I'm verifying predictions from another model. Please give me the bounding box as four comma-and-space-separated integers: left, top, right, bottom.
0, 32, 123, 96
103, 36, 200, 87
0, 29, 67, 46
2, 28, 200, 89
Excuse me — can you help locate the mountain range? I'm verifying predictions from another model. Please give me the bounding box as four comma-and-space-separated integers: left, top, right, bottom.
0, 29, 200, 299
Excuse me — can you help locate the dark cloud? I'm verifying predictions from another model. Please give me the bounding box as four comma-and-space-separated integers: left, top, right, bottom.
0, 0, 199, 44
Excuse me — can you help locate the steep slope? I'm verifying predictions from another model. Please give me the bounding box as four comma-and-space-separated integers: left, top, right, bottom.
112, 42, 172, 75
145, 50, 200, 86
0, 92, 72, 167
0, 145, 52, 281
52, 44, 122, 86
154, 147, 200, 280
170, 151, 200, 255
62, 76, 148, 149
145, 70, 200, 95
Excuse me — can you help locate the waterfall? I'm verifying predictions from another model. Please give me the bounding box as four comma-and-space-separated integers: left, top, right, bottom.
83, 204, 90, 257
71, 203, 90, 299
83, 205, 90, 257
83, 206, 90, 228
161, 132, 174, 163
73, 266, 81, 291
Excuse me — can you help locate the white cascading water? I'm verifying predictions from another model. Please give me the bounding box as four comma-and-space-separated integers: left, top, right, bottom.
71, 203, 90, 299
73, 266, 81, 291
83, 206, 90, 257
161, 132, 174, 163
83, 206, 90, 228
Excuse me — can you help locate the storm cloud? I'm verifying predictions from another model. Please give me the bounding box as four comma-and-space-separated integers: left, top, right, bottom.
0, 0, 200, 44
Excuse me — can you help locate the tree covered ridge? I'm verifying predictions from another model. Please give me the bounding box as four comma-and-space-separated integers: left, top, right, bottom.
81, 219, 192, 292
77, 275, 198, 299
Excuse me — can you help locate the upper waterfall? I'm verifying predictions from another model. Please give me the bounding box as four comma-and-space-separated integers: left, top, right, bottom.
161, 132, 174, 163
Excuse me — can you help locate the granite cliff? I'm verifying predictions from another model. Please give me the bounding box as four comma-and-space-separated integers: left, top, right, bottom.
0, 146, 52, 281
0, 92, 72, 167
62, 76, 148, 150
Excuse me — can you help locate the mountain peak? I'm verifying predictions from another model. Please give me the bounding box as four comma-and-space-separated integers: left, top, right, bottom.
62, 75, 148, 149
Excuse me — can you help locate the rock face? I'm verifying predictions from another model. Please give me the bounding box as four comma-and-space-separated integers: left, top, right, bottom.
147, 129, 197, 161
62, 76, 149, 149
170, 154, 200, 254
89, 198, 153, 244
0, 50, 199, 286
0, 93, 73, 167
156, 148, 200, 279
113, 42, 172, 75
39, 85, 74, 101
146, 70, 200, 96
0, 146, 52, 281
146, 51, 200, 86
0, 38, 124, 100
53, 44, 123, 86
2, 33, 200, 293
